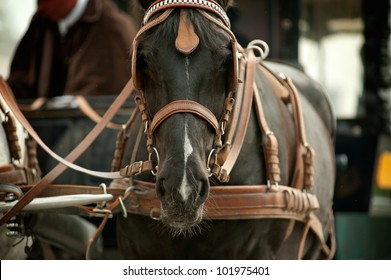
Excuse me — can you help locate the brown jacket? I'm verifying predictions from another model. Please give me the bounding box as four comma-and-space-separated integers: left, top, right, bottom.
7, 0, 137, 99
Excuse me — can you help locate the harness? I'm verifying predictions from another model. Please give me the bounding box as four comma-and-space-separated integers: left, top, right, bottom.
0, 0, 335, 260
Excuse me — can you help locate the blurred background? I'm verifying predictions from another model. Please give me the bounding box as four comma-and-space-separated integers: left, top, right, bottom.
1, 0, 390, 259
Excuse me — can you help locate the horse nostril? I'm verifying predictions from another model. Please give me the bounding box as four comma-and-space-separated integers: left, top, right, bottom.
197, 179, 209, 204
156, 178, 166, 199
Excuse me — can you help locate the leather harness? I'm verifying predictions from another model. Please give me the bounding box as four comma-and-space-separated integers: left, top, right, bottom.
0, 0, 335, 260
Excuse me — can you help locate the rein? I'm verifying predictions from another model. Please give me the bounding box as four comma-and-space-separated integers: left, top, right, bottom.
0, 77, 134, 226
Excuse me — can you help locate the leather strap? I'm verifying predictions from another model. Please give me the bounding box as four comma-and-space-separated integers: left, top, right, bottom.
253, 82, 281, 185
150, 100, 220, 133
297, 211, 335, 260
212, 50, 256, 181
85, 212, 110, 260
0, 77, 133, 226
258, 64, 290, 102
74, 96, 124, 130
18, 97, 46, 111
112, 109, 141, 172
281, 76, 315, 191
109, 179, 319, 221
0, 77, 131, 180
0, 168, 28, 185
8, 181, 318, 221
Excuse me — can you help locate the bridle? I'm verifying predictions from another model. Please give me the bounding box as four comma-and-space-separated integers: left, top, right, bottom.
0, 0, 336, 260
131, 0, 240, 179
124, 0, 335, 259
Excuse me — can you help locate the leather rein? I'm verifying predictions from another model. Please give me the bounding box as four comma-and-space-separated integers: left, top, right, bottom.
0, 0, 335, 259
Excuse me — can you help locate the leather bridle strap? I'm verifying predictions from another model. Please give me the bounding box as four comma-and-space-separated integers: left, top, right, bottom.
211, 50, 256, 182
0, 77, 133, 226
150, 100, 220, 133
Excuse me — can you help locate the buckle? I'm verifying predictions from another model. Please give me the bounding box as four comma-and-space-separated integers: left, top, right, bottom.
134, 161, 143, 175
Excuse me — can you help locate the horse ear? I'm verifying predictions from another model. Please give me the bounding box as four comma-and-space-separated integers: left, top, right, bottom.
136, 0, 155, 10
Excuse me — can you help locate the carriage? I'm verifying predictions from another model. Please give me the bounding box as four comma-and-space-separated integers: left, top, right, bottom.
1, 0, 380, 260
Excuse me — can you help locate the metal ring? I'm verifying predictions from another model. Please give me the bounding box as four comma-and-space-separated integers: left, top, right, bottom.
0, 183, 24, 200
118, 197, 128, 218
99, 183, 107, 194
150, 208, 161, 220
149, 147, 160, 176
206, 149, 216, 177
220, 121, 226, 135
247, 39, 270, 60
247, 46, 264, 62
123, 186, 140, 208
98, 183, 108, 208
124, 186, 135, 195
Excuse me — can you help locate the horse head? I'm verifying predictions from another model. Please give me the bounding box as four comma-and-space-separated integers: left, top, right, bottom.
132, 0, 236, 231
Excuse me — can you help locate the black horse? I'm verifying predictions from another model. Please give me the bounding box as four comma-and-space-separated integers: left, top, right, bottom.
114, 0, 335, 259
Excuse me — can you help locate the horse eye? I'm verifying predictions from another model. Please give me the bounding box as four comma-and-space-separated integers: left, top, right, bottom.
219, 55, 232, 72
138, 53, 153, 77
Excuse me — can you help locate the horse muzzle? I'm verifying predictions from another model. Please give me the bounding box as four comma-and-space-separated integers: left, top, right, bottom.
156, 166, 210, 230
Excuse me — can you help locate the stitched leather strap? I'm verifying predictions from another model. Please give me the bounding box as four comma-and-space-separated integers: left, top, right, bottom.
108, 179, 319, 221
9, 181, 318, 221
0, 168, 28, 185
209, 44, 255, 182
253, 82, 281, 185
281, 76, 315, 191
150, 100, 220, 133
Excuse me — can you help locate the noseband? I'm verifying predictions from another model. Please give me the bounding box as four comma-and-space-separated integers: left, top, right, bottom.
132, 0, 238, 175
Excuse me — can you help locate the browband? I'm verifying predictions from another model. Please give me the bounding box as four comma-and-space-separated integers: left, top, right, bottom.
143, 0, 231, 28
